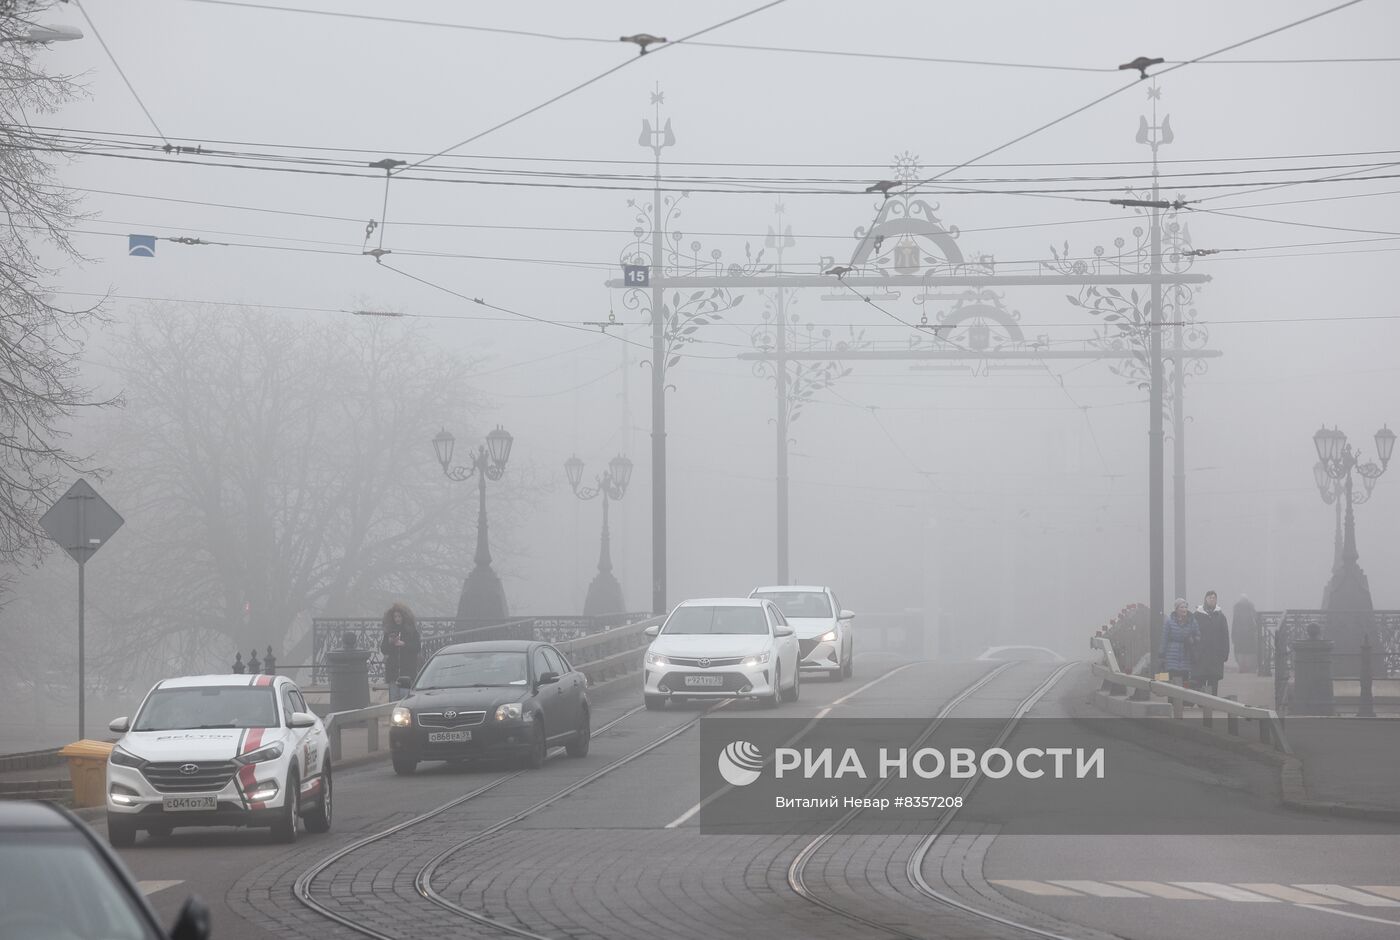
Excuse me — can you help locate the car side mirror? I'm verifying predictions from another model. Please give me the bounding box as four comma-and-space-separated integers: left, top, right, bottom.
168, 895, 211, 940
644, 625, 660, 638
537, 671, 560, 686
396, 676, 412, 689
108, 716, 130, 734
288, 711, 317, 729
839, 610, 855, 621
774, 626, 794, 638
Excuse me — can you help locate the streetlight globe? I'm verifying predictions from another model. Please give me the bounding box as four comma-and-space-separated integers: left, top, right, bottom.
564, 455, 584, 491
1313, 460, 1329, 494
1376, 425, 1396, 467
609, 454, 633, 491
432, 429, 455, 469
486, 425, 513, 469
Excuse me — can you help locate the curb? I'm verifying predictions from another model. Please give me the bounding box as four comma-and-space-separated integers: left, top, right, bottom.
1089, 689, 1400, 823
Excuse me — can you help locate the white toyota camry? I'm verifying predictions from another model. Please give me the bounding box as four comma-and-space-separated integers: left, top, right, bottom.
642, 598, 800, 709
749, 585, 855, 680
105, 673, 332, 846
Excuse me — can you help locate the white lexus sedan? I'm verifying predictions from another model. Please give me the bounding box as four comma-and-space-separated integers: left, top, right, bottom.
642, 598, 800, 709
749, 585, 855, 680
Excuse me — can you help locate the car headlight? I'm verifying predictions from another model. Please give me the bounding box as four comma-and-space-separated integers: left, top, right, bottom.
391, 706, 412, 727
742, 651, 771, 667
234, 741, 285, 765
109, 746, 145, 768
819, 630, 837, 643
645, 651, 669, 666
495, 703, 523, 721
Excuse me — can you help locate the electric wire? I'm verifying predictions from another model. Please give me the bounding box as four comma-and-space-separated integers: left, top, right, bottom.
72, 0, 169, 144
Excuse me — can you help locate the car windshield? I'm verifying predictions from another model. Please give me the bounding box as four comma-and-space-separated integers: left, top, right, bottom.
663, 606, 769, 635
0, 836, 162, 940
132, 686, 278, 731
752, 591, 832, 618
416, 651, 529, 688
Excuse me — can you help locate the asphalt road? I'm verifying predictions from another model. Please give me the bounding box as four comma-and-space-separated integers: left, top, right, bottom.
96, 653, 1400, 940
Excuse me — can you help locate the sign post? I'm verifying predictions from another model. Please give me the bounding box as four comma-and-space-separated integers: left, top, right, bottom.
39, 480, 124, 740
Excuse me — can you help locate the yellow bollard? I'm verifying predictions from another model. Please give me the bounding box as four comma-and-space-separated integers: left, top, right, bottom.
58, 740, 114, 808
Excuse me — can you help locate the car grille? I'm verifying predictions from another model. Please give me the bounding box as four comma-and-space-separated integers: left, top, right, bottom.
417, 710, 487, 729
141, 760, 239, 794
665, 656, 746, 668
799, 639, 821, 659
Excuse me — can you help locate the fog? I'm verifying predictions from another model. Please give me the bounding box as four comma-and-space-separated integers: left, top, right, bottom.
3, 0, 1397, 708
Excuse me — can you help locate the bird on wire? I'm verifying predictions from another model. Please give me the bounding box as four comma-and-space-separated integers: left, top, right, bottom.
824, 265, 854, 278
1118, 56, 1164, 80
620, 34, 668, 55
865, 180, 898, 199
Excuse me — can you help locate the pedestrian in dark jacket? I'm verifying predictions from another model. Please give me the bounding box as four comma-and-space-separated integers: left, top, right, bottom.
1231, 595, 1258, 673
1158, 598, 1200, 688
1195, 591, 1230, 696
380, 602, 422, 700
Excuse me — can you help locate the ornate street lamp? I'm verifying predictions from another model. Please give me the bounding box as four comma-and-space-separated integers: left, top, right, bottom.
565, 453, 632, 616
434, 425, 514, 623
1313, 423, 1392, 652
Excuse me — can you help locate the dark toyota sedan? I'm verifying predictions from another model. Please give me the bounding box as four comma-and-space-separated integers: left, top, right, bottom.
388, 640, 590, 774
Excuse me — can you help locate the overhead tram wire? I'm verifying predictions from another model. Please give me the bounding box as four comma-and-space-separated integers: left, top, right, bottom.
904, 0, 1371, 192
397, 0, 792, 176
73, 0, 170, 145
178, 1, 1399, 71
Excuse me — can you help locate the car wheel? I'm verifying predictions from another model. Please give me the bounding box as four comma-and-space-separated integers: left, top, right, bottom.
270, 771, 300, 844
565, 707, 590, 758
523, 716, 547, 770
763, 665, 782, 709
842, 647, 854, 679
303, 765, 332, 833
785, 664, 801, 702
644, 694, 666, 711
107, 814, 136, 848
392, 755, 417, 776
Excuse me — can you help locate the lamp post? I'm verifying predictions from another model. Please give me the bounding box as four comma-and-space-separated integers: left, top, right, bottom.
434, 425, 514, 623
1313, 459, 1345, 602
1313, 424, 1394, 653
564, 453, 633, 616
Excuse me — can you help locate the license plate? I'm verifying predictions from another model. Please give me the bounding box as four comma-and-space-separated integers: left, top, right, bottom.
428, 729, 472, 743
683, 675, 724, 687
162, 796, 216, 812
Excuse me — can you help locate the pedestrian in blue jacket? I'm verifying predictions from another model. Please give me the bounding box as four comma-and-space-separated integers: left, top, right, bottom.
1158, 598, 1200, 687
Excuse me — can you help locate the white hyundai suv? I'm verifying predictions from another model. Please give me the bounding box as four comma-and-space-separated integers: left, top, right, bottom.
106, 673, 332, 846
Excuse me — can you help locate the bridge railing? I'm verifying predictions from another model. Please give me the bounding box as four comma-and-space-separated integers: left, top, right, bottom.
1091, 637, 1291, 754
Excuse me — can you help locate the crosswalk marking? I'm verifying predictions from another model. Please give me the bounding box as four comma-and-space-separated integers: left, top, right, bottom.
136, 880, 183, 896
1295, 885, 1400, 907
1047, 881, 1147, 898
1233, 884, 1342, 905
1110, 881, 1213, 900
988, 880, 1083, 897
990, 879, 1400, 909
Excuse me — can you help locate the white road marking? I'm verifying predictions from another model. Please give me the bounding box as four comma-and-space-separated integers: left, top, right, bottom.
1360, 887, 1400, 902
1234, 884, 1342, 905
989, 880, 1084, 897
1047, 881, 1147, 898
1295, 905, 1400, 928
1170, 883, 1279, 902
1295, 885, 1400, 907
1110, 881, 1212, 900
664, 660, 923, 829
137, 880, 183, 896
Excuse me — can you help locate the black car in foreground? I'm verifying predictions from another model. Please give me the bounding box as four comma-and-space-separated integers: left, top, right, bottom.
0, 800, 210, 940
388, 639, 591, 774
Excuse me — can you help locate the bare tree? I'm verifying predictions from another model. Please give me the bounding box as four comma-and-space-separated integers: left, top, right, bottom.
0, 4, 109, 576
97, 305, 520, 673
